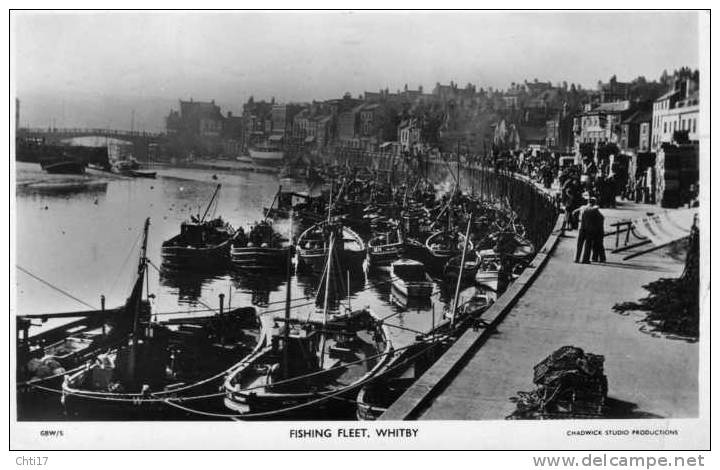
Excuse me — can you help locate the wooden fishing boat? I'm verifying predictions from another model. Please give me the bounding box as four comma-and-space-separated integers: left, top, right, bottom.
61, 306, 264, 420
390, 259, 433, 300
296, 221, 365, 273
224, 233, 391, 420
16, 219, 154, 420
161, 184, 236, 268
494, 232, 536, 260
367, 224, 404, 269
444, 250, 481, 282
231, 220, 291, 271
223, 308, 391, 419
425, 230, 473, 272
475, 249, 503, 293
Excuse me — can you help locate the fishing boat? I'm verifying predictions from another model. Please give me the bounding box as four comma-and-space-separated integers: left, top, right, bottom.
494, 232, 536, 260
390, 259, 433, 301
16, 219, 154, 420
475, 249, 503, 293
61, 220, 264, 419
367, 223, 404, 269
425, 230, 473, 272
359, 247, 493, 421
231, 220, 291, 271
249, 142, 285, 166
444, 249, 480, 282
161, 184, 236, 268
61, 306, 264, 420
112, 159, 156, 178
296, 220, 365, 273
223, 234, 392, 419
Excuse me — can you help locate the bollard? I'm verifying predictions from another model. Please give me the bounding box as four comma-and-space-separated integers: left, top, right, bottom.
101, 294, 106, 335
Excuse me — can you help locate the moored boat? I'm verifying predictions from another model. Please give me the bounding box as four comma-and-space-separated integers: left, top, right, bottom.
223, 307, 391, 419
367, 223, 404, 269
224, 236, 391, 419
475, 249, 503, 294
161, 185, 236, 268
61, 305, 264, 420
249, 142, 285, 166
296, 220, 365, 273
231, 220, 291, 271
390, 259, 434, 301
16, 218, 153, 420
444, 249, 480, 282
425, 230, 473, 272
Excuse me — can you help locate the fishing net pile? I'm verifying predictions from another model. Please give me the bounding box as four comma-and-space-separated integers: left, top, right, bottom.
613, 218, 699, 339
507, 346, 607, 420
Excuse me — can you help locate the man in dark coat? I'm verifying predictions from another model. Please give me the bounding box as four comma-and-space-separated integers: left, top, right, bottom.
573, 196, 601, 263
588, 201, 606, 262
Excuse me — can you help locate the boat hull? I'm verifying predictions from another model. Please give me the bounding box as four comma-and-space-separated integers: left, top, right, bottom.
40, 160, 86, 174
367, 244, 403, 268
161, 241, 232, 269
391, 280, 433, 299
231, 246, 289, 270
249, 148, 285, 166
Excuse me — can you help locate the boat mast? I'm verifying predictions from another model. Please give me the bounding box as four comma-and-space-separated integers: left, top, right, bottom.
200, 184, 222, 223
450, 215, 472, 327
128, 217, 150, 379
282, 210, 293, 379
318, 232, 335, 369
264, 185, 281, 223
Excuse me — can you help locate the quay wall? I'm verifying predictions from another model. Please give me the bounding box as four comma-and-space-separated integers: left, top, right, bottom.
377, 158, 564, 421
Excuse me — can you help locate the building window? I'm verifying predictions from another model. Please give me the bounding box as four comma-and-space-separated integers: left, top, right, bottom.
663, 122, 667, 133
693, 119, 697, 133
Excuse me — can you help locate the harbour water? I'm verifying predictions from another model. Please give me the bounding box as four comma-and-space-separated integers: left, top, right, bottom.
16, 162, 467, 419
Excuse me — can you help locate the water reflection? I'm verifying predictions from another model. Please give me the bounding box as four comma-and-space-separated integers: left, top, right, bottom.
230, 270, 286, 307
159, 267, 227, 306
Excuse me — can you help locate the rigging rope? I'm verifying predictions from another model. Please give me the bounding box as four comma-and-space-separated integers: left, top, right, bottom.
36, 340, 419, 402
107, 228, 143, 300
16, 265, 97, 310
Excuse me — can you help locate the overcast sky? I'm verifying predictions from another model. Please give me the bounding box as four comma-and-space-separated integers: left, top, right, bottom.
12, 11, 700, 126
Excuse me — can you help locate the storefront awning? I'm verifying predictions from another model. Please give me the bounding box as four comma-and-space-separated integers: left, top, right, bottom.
268, 134, 283, 142
379, 142, 393, 149
304, 136, 316, 143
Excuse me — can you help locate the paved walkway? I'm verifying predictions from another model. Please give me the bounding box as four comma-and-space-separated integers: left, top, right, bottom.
414, 201, 698, 420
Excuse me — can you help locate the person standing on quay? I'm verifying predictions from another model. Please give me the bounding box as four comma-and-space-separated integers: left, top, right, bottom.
590, 199, 607, 262
573, 196, 599, 264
